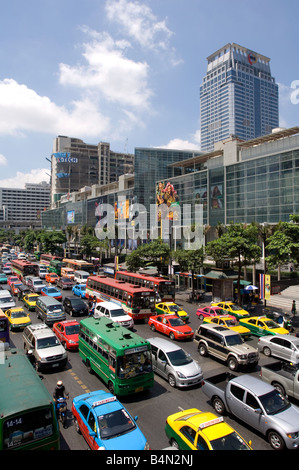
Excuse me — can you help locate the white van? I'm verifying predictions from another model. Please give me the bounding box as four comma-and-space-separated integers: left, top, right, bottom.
94, 301, 134, 330
73, 270, 89, 283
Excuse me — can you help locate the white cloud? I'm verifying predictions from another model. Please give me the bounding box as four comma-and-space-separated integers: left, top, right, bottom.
105, 0, 173, 51
159, 130, 201, 151
0, 168, 50, 188
0, 154, 7, 166
59, 30, 152, 109
0, 79, 110, 137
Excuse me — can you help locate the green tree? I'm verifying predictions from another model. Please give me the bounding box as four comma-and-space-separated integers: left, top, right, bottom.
39, 231, 66, 254
206, 223, 261, 305
173, 248, 205, 295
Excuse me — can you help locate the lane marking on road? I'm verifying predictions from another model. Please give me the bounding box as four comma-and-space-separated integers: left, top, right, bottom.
68, 368, 90, 393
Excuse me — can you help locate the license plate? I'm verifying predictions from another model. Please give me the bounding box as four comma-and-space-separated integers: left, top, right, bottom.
52, 363, 59, 368
135, 386, 144, 393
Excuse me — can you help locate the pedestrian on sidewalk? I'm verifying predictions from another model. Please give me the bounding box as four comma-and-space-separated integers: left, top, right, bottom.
291, 300, 297, 317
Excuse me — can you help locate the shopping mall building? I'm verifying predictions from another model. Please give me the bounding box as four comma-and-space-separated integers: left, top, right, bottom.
42, 127, 299, 243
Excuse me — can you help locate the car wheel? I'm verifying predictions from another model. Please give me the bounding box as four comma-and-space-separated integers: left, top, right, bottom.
263, 346, 271, 357
199, 314, 204, 321
198, 343, 208, 356
212, 396, 226, 416
74, 417, 81, 434
170, 439, 180, 450
150, 324, 156, 332
272, 381, 286, 396
268, 431, 285, 450
227, 356, 239, 371
168, 374, 176, 387
169, 332, 175, 340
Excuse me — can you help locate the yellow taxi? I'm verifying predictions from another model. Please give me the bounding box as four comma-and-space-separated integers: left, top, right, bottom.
4, 307, 31, 331
165, 408, 252, 450
211, 301, 250, 319
203, 315, 251, 338
23, 293, 39, 311
155, 302, 189, 322
239, 316, 289, 337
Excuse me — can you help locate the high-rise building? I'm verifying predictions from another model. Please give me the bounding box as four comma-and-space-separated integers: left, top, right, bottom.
0, 181, 50, 229
200, 43, 279, 151
51, 136, 134, 206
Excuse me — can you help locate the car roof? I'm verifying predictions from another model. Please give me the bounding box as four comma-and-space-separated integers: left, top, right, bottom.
231, 374, 273, 395
97, 301, 123, 310
148, 336, 182, 352
200, 323, 236, 336
74, 390, 123, 415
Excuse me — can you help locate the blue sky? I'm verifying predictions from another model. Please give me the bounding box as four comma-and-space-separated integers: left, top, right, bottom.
0, 0, 298, 187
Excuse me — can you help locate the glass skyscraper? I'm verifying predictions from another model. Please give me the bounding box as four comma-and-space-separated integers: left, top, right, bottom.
200, 43, 279, 152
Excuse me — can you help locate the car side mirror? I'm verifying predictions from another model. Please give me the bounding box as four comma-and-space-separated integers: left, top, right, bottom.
134, 416, 138, 422
254, 408, 262, 414
89, 431, 96, 438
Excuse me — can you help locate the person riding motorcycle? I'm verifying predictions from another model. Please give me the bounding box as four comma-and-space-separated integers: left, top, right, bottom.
53, 380, 69, 403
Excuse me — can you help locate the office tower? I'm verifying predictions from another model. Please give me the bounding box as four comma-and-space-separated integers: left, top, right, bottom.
51, 136, 134, 206
200, 43, 279, 151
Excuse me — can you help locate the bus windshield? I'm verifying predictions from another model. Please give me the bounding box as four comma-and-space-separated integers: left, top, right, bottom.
117, 350, 152, 379
132, 293, 155, 309
3, 407, 54, 449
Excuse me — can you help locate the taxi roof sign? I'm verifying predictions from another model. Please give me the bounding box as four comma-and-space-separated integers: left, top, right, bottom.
199, 416, 224, 430
92, 396, 117, 408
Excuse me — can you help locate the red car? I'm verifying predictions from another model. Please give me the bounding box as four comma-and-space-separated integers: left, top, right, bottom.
196, 306, 233, 320
148, 314, 194, 340
7, 275, 19, 286
45, 272, 59, 284
53, 320, 79, 350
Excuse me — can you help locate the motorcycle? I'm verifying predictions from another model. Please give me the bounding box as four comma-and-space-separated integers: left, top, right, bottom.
56, 396, 68, 428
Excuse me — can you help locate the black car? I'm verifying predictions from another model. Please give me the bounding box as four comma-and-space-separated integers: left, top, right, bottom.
56, 277, 74, 290
16, 283, 31, 300
63, 296, 88, 317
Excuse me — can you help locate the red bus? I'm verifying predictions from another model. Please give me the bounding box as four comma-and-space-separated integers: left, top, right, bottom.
62, 258, 95, 274
11, 259, 39, 281
86, 276, 156, 321
115, 270, 175, 302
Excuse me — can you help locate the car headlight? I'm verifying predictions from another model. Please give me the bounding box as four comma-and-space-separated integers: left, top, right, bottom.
238, 354, 248, 360
287, 432, 299, 439
68, 340, 76, 344
176, 371, 186, 378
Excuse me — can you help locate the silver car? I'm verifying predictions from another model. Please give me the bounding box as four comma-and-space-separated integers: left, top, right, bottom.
148, 337, 203, 388
257, 334, 299, 362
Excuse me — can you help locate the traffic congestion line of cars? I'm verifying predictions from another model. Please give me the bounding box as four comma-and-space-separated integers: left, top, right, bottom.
1, 249, 299, 451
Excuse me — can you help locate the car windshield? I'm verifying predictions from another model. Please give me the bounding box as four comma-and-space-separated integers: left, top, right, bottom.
224, 319, 237, 326
168, 305, 179, 312
37, 336, 60, 349
168, 317, 185, 326
70, 299, 84, 306
97, 408, 136, 440
263, 320, 279, 329
110, 308, 126, 317
259, 389, 291, 415
34, 281, 43, 285
167, 348, 193, 366
229, 305, 244, 312
47, 288, 58, 294
210, 431, 251, 450
0, 297, 13, 303
225, 334, 243, 346
65, 325, 79, 335
11, 310, 26, 318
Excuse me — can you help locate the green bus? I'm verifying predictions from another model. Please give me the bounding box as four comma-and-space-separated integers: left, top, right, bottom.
79, 316, 154, 396
48, 259, 65, 276
0, 348, 60, 450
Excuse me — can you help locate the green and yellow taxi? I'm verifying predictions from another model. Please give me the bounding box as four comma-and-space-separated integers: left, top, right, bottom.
239, 316, 289, 337
211, 301, 250, 319
155, 302, 189, 322
203, 315, 251, 338
4, 307, 31, 331
165, 408, 252, 450
23, 293, 39, 311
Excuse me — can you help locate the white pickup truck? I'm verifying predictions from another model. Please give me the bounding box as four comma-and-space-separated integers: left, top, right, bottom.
260, 361, 299, 399
201, 371, 299, 450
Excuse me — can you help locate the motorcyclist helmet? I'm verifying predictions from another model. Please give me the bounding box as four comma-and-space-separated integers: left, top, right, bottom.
57, 380, 63, 388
